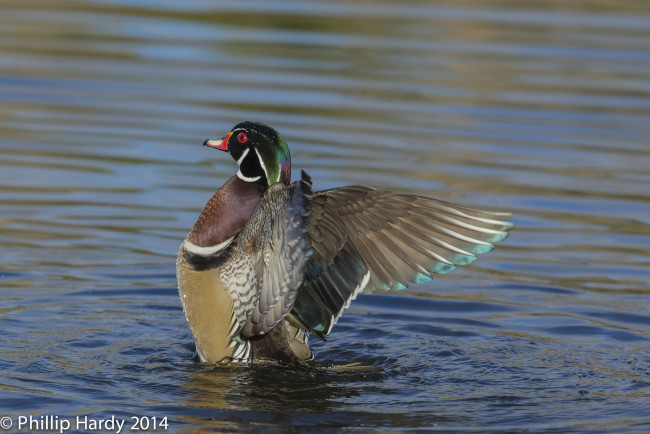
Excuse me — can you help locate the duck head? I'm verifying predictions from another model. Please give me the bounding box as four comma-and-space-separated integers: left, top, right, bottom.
204, 121, 291, 188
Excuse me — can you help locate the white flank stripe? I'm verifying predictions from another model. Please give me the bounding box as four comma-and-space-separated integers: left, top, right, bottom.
195, 346, 208, 363
232, 341, 251, 360
183, 237, 234, 256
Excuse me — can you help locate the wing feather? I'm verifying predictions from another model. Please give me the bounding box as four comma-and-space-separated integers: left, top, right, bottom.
290, 186, 513, 336
224, 171, 313, 338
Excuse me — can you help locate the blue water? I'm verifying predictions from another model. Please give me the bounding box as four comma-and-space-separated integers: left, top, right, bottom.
1, 0, 649, 432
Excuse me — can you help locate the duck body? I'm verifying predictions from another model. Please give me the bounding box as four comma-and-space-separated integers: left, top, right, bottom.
177, 121, 513, 364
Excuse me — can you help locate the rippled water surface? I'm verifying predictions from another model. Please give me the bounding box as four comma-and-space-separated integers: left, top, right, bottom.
1, 0, 649, 432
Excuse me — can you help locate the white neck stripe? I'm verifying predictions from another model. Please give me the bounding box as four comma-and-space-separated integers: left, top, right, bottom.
236, 148, 250, 166
254, 148, 270, 185
183, 237, 234, 256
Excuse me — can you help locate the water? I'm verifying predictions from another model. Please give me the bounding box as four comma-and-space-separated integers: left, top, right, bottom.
1, 0, 649, 432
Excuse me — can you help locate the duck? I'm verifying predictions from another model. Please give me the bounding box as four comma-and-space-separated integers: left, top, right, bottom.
177, 121, 513, 365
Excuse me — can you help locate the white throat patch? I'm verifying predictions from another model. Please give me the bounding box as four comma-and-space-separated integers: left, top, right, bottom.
234, 147, 267, 184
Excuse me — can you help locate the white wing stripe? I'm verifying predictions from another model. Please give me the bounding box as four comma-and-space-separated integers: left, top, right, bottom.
326, 271, 370, 335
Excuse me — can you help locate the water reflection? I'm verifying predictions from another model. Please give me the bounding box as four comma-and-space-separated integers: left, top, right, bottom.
180, 362, 464, 430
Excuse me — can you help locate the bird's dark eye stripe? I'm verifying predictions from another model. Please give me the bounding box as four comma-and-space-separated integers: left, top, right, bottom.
237, 132, 248, 143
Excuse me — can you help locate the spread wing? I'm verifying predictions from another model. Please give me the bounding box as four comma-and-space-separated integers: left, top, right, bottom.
289, 186, 513, 338
222, 171, 312, 338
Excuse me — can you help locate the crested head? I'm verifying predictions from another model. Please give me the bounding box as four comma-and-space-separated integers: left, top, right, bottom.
204, 121, 291, 189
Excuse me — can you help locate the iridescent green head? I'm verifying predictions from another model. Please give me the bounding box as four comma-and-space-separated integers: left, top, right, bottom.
204, 121, 291, 188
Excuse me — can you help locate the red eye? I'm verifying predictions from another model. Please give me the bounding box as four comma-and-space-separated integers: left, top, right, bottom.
237, 132, 248, 143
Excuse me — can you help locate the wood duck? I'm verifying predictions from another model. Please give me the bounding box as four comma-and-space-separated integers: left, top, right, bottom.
177, 121, 513, 365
